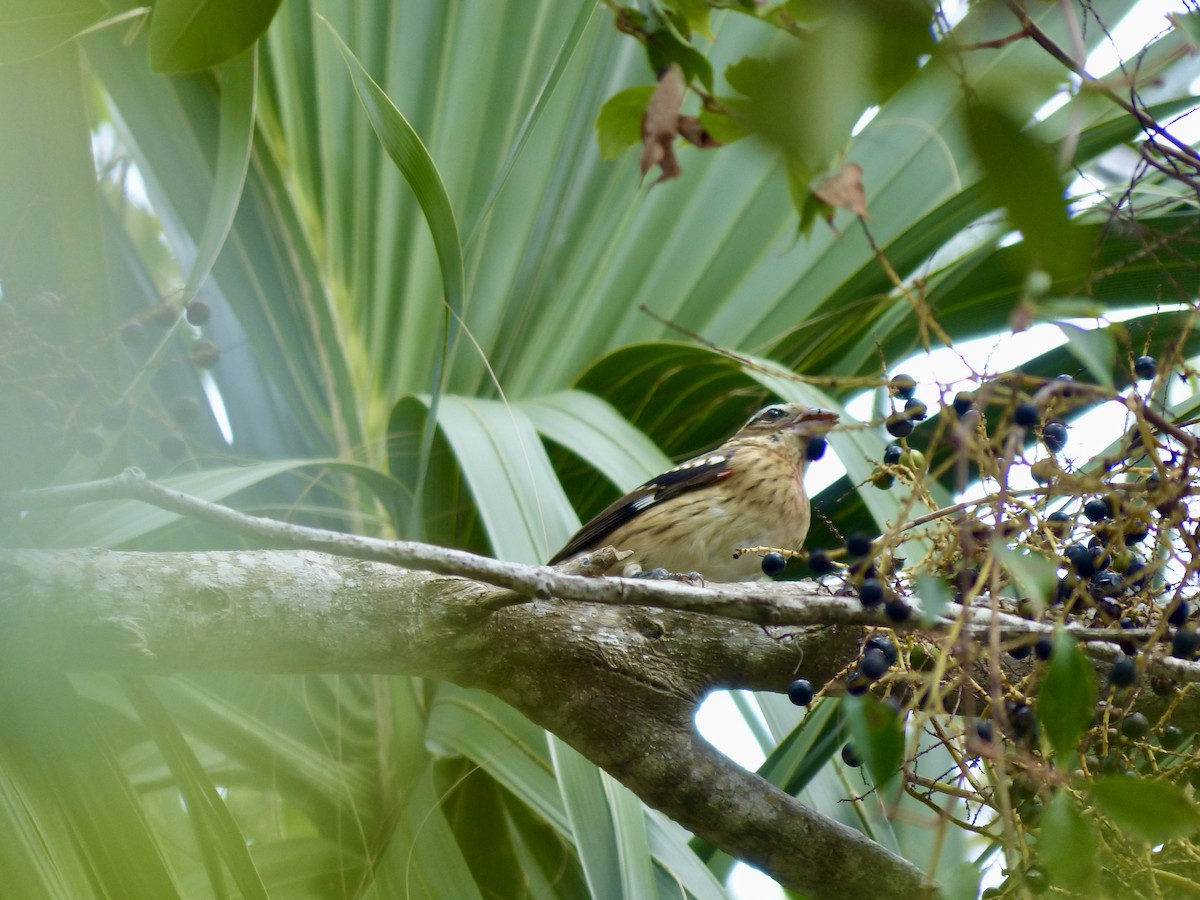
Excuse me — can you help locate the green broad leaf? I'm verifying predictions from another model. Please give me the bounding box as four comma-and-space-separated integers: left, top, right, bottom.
520, 391, 670, 492
321, 16, 463, 322
549, 736, 628, 900
697, 103, 749, 145
1089, 777, 1200, 844
991, 540, 1057, 611
1057, 321, 1117, 389
182, 46, 256, 300
914, 575, 951, 626
1171, 10, 1200, 48
120, 677, 269, 900
0, 0, 106, 64
760, 698, 845, 796
389, 395, 578, 564
595, 85, 654, 161
1039, 791, 1098, 892
363, 764, 485, 900
964, 102, 1085, 280
600, 772, 658, 900
842, 694, 904, 791
149, 0, 282, 73
1037, 630, 1096, 763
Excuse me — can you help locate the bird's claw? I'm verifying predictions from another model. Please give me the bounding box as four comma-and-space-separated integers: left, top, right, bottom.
631, 567, 705, 586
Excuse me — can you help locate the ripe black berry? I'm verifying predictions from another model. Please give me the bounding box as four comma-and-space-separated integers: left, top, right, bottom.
120, 321, 147, 347
1160, 725, 1185, 750
845, 673, 869, 696
1041, 422, 1068, 453
1013, 402, 1039, 428
975, 720, 993, 743
859, 647, 889, 680
1109, 655, 1137, 687
846, 533, 873, 558
1009, 703, 1037, 740
787, 678, 814, 706
1083, 497, 1112, 522
807, 548, 835, 575
883, 443, 902, 465
889, 374, 917, 400
804, 435, 827, 461
1008, 643, 1031, 660
904, 397, 928, 420
1121, 712, 1150, 740
148, 301, 179, 328
1123, 517, 1149, 545
1033, 636, 1054, 661
185, 299, 211, 326
1133, 355, 1157, 381
159, 433, 188, 461
1065, 543, 1100, 577
952, 391, 976, 415
865, 634, 898, 666
884, 599, 911, 623
858, 578, 884, 607
1167, 599, 1190, 627
1172, 628, 1198, 660
1046, 509, 1072, 538
190, 340, 220, 368
841, 742, 862, 767
1090, 570, 1122, 597
171, 395, 201, 424
885, 412, 914, 438
761, 551, 787, 577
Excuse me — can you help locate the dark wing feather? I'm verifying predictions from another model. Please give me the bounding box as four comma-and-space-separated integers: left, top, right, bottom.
547, 448, 737, 564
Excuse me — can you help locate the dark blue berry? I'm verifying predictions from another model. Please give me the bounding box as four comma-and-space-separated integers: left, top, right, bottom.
1134, 355, 1157, 381
1121, 712, 1150, 740
866, 634, 898, 666
1167, 599, 1190, 627
904, 397, 928, 420
885, 413, 914, 438
1083, 497, 1112, 522
1008, 644, 1031, 660
858, 578, 884, 607
1172, 629, 1198, 660
884, 599, 911, 623
859, 648, 889, 680
975, 721, 993, 743
952, 391, 976, 415
761, 552, 787, 577
1014, 403, 1039, 428
1041, 422, 1068, 453
1109, 655, 1137, 687
804, 435, 827, 461
787, 678, 815, 706
883, 442, 902, 465
846, 533, 873, 558
1033, 636, 1054, 661
807, 548, 835, 575
889, 374, 917, 400
841, 742, 862, 767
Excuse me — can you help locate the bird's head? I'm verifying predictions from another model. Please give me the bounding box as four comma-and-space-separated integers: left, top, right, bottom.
734, 403, 839, 442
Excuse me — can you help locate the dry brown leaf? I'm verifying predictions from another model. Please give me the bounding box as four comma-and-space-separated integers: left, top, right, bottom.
677, 116, 721, 149
641, 64, 686, 184
812, 162, 869, 218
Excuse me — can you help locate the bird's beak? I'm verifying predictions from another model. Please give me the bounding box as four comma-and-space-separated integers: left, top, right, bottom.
795, 408, 839, 430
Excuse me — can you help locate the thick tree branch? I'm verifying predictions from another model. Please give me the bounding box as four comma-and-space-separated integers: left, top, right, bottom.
0, 547, 923, 898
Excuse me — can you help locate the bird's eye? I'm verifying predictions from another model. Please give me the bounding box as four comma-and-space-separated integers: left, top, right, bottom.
761, 407, 785, 422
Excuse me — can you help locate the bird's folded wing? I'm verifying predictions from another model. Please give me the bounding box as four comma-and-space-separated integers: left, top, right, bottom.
547, 449, 737, 564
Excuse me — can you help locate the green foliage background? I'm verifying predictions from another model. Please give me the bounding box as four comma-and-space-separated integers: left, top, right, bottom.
2, 0, 1200, 896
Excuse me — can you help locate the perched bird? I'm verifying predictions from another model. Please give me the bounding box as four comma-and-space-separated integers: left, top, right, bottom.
548, 403, 838, 581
